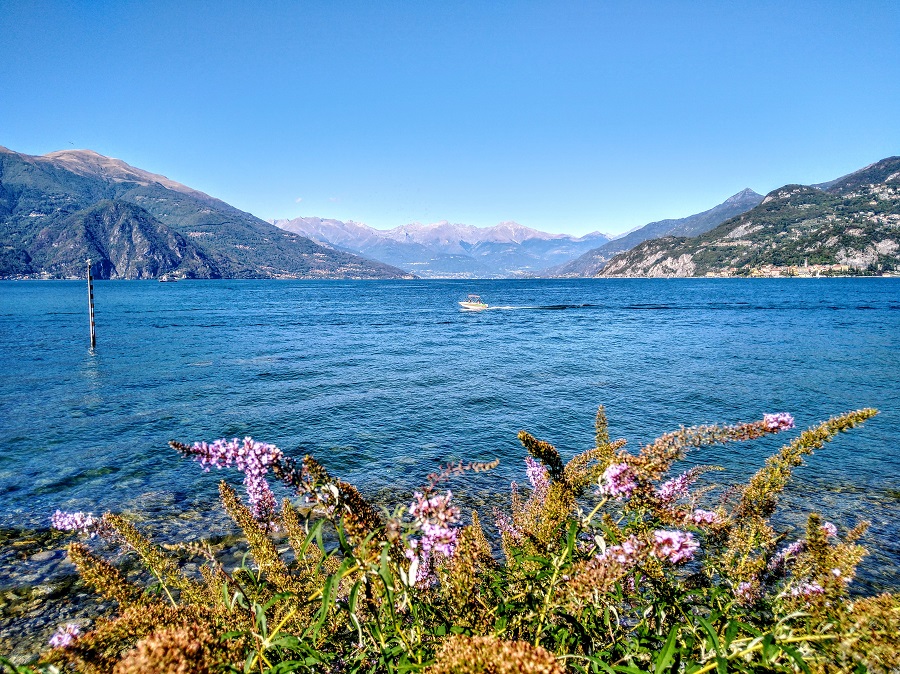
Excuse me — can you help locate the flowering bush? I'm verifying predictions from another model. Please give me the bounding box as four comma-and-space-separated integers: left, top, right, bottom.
17, 406, 900, 673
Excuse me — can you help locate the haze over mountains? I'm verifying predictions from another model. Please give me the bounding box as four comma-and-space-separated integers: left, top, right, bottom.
272, 186, 766, 279
0, 146, 411, 279
272, 217, 611, 278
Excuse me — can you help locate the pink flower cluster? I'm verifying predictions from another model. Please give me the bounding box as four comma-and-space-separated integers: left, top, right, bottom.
768, 539, 806, 571
598, 462, 637, 500
652, 530, 699, 564
735, 581, 759, 604
407, 490, 461, 585
763, 413, 795, 431
601, 535, 645, 568
691, 509, 722, 526
821, 521, 838, 538
790, 581, 825, 598
525, 457, 550, 501
409, 490, 460, 557
494, 509, 523, 543
656, 471, 694, 503
49, 623, 81, 648
51, 510, 102, 537
186, 437, 283, 522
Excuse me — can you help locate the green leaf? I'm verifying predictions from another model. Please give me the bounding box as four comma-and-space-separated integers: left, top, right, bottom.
254, 602, 267, 636
655, 624, 679, 674
300, 517, 326, 556
761, 633, 777, 663
780, 644, 810, 674
695, 615, 721, 653
724, 620, 739, 648
348, 579, 362, 613
593, 659, 617, 674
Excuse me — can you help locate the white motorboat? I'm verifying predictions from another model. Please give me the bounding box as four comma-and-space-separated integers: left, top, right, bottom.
459, 294, 488, 310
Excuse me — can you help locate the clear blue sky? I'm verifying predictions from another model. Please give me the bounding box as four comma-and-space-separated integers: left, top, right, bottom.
2, 1, 898, 236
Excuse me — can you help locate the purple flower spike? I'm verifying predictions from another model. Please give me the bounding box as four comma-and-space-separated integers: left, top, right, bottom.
790, 581, 825, 598
494, 509, 523, 543
525, 457, 550, 500
186, 437, 283, 523
691, 509, 722, 526
49, 623, 81, 648
763, 413, 795, 431
821, 521, 838, 538
652, 530, 699, 564
51, 511, 100, 537
407, 490, 461, 586
601, 535, 645, 568
656, 472, 692, 503
735, 581, 759, 604
598, 462, 637, 500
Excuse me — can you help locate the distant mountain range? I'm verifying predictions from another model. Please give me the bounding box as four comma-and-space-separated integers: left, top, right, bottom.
0, 146, 412, 280
547, 188, 763, 277
599, 157, 900, 277
272, 217, 611, 278
5, 144, 895, 281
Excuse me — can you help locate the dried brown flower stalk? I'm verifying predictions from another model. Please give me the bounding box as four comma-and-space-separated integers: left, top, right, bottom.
428, 634, 564, 674
68, 542, 144, 607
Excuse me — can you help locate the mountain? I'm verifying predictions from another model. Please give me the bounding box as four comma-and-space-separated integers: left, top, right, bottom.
547, 188, 763, 277
599, 157, 900, 277
272, 217, 611, 278
0, 146, 412, 279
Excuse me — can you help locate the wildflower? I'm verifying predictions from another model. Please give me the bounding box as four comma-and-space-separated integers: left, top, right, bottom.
597, 462, 637, 499
51, 510, 103, 537
821, 521, 838, 538
652, 530, 699, 564
49, 623, 81, 648
409, 490, 460, 555
624, 575, 640, 595
494, 509, 523, 543
407, 490, 461, 585
769, 539, 806, 571
735, 581, 759, 605
182, 437, 282, 522
656, 471, 692, 503
525, 457, 550, 501
691, 508, 722, 526
763, 412, 795, 431
790, 581, 825, 598
601, 536, 645, 568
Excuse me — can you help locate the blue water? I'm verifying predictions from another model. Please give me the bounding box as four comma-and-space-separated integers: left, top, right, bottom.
1, 279, 899, 589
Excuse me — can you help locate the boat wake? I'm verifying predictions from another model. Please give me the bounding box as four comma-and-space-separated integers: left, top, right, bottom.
474, 303, 597, 311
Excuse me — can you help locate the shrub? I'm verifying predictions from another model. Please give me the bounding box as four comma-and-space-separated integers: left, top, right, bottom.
17, 406, 900, 673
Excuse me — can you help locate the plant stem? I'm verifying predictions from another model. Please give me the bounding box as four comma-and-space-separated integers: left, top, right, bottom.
692, 634, 837, 674
533, 550, 569, 647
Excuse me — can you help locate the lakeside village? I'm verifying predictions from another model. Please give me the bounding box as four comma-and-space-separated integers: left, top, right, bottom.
705, 260, 900, 278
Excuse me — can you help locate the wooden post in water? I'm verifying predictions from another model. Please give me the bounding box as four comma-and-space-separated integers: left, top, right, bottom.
87, 259, 96, 349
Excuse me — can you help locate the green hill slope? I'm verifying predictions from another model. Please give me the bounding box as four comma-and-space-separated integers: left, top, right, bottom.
0, 147, 412, 279
546, 188, 762, 277
600, 157, 900, 277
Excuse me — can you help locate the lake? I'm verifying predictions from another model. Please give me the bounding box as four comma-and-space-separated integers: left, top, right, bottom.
1, 278, 898, 591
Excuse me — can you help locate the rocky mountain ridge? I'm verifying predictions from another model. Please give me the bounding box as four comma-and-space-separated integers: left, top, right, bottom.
547, 188, 764, 277
273, 216, 610, 278
600, 157, 900, 277
0, 146, 412, 280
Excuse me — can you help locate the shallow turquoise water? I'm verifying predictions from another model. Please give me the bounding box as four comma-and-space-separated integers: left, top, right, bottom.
1, 278, 898, 589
